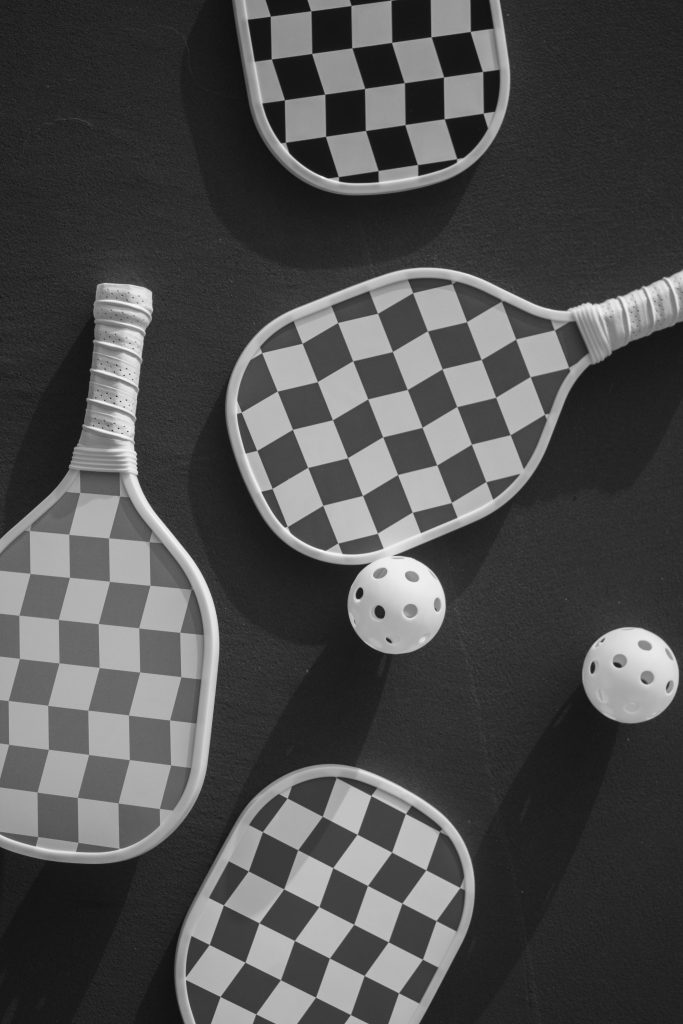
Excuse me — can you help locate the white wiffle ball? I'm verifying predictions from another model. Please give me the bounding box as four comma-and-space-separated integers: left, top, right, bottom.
582, 627, 678, 723
347, 556, 445, 654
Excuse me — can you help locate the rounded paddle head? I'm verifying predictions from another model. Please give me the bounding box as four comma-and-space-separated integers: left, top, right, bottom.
0, 470, 217, 862
176, 765, 474, 1024
227, 270, 590, 564
233, 0, 509, 193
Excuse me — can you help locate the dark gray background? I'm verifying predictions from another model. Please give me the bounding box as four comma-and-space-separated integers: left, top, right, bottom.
1, 1, 682, 1022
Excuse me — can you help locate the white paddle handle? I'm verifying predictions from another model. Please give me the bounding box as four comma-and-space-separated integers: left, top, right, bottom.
571, 270, 683, 363
70, 283, 153, 474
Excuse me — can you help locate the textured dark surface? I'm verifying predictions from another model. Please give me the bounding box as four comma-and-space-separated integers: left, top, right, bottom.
1, 2, 682, 1022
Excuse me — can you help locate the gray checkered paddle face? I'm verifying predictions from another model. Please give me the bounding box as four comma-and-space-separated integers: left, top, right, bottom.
179, 772, 472, 1024
235, 0, 507, 191
0, 471, 203, 856
230, 275, 588, 561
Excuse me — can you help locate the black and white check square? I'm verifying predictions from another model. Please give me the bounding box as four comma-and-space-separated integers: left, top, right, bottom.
182, 773, 470, 1024
234, 276, 588, 557
240, 0, 504, 185
0, 471, 204, 854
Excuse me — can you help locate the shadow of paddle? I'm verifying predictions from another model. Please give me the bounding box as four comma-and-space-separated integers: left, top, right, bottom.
514, 325, 683, 506
0, 858, 136, 1024
134, 936, 183, 1024
1, 321, 92, 534
431, 688, 618, 1023
231, 630, 390, 809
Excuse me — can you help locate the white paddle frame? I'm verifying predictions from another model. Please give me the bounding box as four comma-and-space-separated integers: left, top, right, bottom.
175, 763, 475, 1024
232, 1, 511, 195
0, 470, 219, 864
226, 268, 591, 565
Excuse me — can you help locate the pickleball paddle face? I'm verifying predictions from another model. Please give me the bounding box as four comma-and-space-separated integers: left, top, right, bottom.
176, 765, 474, 1024
227, 270, 589, 563
227, 268, 683, 564
233, 0, 509, 194
0, 285, 218, 862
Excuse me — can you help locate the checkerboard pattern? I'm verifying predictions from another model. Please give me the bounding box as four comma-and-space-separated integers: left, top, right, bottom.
234, 276, 588, 557
0, 471, 204, 854
182, 774, 469, 1024
242, 0, 502, 185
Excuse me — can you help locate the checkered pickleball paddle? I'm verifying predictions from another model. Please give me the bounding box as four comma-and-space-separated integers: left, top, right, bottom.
0, 285, 218, 862
227, 271, 590, 563
176, 767, 474, 1024
0, 472, 203, 856
233, 0, 509, 193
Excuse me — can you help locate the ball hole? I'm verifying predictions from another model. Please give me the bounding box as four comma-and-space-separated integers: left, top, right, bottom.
373, 605, 385, 620
434, 598, 442, 612
589, 661, 596, 674
640, 671, 654, 685
595, 689, 608, 704
599, 637, 606, 644
666, 680, 675, 693
355, 587, 363, 600
638, 640, 652, 651
613, 654, 627, 668
350, 616, 356, 627
624, 701, 640, 714
385, 637, 393, 645
372, 567, 387, 579
405, 571, 419, 582
403, 604, 418, 619
665, 648, 674, 661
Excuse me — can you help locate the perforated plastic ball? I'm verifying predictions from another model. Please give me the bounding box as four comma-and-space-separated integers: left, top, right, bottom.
582, 627, 678, 723
347, 556, 446, 654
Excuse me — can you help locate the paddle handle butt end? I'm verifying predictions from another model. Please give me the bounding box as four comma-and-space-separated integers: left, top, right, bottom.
572, 270, 683, 363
